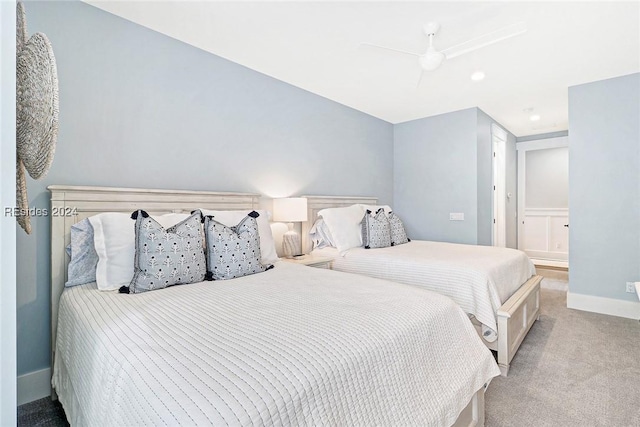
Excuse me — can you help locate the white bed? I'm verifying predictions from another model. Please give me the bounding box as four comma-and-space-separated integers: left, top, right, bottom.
50, 185, 500, 426
302, 195, 543, 376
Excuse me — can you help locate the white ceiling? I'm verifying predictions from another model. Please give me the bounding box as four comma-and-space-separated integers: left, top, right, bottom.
88, 1, 639, 136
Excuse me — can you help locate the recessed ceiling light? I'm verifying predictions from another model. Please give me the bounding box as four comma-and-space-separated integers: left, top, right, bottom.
470, 71, 485, 81
529, 114, 541, 121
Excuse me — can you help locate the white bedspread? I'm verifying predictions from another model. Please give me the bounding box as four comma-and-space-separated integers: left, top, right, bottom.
53, 262, 499, 426
314, 241, 536, 338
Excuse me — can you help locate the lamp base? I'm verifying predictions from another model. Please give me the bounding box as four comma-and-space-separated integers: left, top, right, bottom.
282, 229, 301, 259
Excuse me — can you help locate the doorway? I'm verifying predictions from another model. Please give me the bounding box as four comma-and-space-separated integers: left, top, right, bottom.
492, 124, 507, 247
517, 136, 569, 267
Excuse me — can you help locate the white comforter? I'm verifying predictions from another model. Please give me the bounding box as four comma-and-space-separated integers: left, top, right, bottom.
53, 262, 499, 426
315, 241, 536, 339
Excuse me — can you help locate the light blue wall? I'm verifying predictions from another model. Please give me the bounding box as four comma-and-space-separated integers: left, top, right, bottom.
568, 73, 640, 300
17, 1, 393, 376
393, 108, 479, 244
393, 107, 516, 247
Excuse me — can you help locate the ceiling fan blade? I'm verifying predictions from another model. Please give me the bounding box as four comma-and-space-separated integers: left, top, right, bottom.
441, 21, 526, 59
416, 70, 425, 88
359, 42, 421, 57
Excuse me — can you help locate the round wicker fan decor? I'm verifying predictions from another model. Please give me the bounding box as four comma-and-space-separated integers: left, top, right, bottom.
15, 2, 59, 234
16, 32, 59, 179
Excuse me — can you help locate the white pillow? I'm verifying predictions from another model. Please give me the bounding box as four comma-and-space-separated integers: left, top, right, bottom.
309, 218, 336, 249
89, 212, 190, 291
199, 209, 278, 264
317, 204, 366, 253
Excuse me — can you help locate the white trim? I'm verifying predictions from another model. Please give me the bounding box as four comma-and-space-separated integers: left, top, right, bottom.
516, 136, 568, 151
491, 123, 507, 141
524, 208, 569, 215
492, 124, 507, 248
567, 292, 640, 320
17, 368, 51, 405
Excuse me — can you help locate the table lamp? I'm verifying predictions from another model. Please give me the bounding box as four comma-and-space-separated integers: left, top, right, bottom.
273, 197, 308, 258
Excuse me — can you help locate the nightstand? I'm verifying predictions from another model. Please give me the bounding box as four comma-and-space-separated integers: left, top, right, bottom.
281, 254, 334, 269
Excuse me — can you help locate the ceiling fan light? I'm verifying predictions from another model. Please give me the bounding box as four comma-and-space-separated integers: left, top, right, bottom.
471, 71, 485, 81
419, 51, 445, 71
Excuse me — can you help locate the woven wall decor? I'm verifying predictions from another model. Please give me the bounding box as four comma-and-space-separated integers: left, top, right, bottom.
16, 2, 31, 233
16, 159, 31, 234
17, 2, 27, 51
15, 2, 59, 234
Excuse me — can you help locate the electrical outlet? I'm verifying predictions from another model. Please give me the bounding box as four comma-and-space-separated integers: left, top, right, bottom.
626, 282, 636, 293
449, 213, 464, 221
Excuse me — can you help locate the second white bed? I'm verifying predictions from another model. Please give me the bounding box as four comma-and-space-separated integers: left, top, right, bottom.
314, 241, 536, 340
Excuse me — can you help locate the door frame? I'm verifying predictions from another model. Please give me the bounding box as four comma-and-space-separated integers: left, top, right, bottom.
516, 136, 569, 265
492, 124, 507, 247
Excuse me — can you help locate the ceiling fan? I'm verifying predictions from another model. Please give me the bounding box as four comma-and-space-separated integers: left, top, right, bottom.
361, 21, 527, 86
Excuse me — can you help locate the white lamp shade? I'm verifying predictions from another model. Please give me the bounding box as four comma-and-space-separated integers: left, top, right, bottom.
272, 197, 308, 222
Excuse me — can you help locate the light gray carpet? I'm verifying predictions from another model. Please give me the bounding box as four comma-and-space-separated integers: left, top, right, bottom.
486, 288, 640, 426
17, 397, 67, 426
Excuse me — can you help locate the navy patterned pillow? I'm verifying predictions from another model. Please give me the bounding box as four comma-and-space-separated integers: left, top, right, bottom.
389, 211, 410, 246
361, 208, 391, 249
204, 211, 273, 280
122, 210, 206, 294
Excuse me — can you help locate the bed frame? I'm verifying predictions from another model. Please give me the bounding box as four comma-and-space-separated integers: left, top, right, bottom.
49, 185, 486, 426
302, 195, 542, 376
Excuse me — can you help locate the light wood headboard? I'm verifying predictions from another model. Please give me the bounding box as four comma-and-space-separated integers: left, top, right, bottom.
48, 185, 260, 383
301, 195, 378, 254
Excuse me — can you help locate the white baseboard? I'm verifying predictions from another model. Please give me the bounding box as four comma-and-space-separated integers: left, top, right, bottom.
17, 367, 51, 406
567, 292, 640, 320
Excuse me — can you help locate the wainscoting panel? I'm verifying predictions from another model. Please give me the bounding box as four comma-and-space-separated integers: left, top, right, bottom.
521, 208, 568, 261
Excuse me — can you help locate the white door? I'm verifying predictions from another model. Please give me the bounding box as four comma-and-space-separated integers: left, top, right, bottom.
492, 124, 507, 247
517, 137, 569, 266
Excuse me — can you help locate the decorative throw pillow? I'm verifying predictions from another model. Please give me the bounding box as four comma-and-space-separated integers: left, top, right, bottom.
204, 211, 274, 280
122, 210, 206, 294
361, 208, 391, 249
200, 209, 278, 264
65, 218, 98, 287
359, 204, 393, 215
389, 211, 410, 246
89, 212, 191, 291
